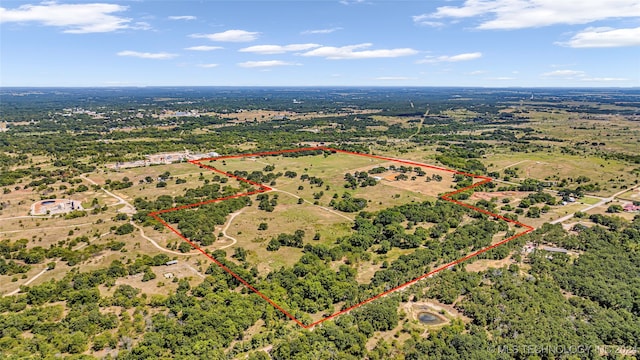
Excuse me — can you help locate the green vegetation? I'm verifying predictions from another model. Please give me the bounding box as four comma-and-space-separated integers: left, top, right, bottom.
1, 87, 639, 359
330, 193, 368, 213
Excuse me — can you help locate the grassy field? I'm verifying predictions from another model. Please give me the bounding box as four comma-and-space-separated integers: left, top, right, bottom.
174, 151, 511, 285
617, 186, 640, 202
0, 162, 214, 295
580, 196, 602, 205
583, 200, 638, 221
214, 195, 354, 274
6, 144, 625, 297
484, 150, 635, 197
518, 110, 640, 154
371, 115, 421, 128
0, 209, 205, 295
211, 153, 455, 206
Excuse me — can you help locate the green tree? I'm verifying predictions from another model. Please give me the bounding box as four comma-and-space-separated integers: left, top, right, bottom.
607, 204, 623, 213
178, 242, 193, 253
115, 223, 134, 235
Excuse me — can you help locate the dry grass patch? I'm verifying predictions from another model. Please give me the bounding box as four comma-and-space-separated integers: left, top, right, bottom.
465, 256, 514, 273
208, 196, 352, 274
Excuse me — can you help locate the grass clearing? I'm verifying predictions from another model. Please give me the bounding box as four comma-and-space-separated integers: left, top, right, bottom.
484, 150, 635, 197
211, 195, 353, 274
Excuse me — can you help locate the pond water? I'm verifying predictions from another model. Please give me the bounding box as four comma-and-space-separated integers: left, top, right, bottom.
41, 200, 56, 205
417, 312, 446, 325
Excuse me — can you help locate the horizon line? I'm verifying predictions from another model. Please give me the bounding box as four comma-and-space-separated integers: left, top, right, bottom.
1, 85, 639, 89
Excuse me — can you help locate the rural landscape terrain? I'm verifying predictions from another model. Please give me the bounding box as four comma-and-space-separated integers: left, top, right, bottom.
1, 87, 639, 359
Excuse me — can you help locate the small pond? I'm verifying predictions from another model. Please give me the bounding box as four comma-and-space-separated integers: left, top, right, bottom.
417, 312, 446, 325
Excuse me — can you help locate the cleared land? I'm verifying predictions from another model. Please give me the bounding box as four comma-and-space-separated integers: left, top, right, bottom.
200, 152, 461, 273
149, 147, 534, 327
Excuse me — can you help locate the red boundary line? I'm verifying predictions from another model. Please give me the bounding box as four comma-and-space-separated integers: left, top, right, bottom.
149, 146, 534, 329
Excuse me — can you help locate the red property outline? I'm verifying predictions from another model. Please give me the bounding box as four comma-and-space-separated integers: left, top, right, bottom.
149, 146, 535, 329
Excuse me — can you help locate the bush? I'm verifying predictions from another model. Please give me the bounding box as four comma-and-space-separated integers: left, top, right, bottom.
115, 223, 134, 235
332, 194, 367, 212
178, 242, 193, 253
606, 204, 623, 213
114, 213, 128, 221
64, 210, 87, 220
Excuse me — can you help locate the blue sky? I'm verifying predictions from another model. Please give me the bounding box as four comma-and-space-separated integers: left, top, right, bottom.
1, 0, 639, 87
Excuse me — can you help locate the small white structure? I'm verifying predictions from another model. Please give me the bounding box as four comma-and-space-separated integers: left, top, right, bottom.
31, 199, 83, 215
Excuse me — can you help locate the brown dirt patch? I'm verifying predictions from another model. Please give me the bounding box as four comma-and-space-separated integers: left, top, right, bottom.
464, 257, 514, 272
470, 191, 529, 201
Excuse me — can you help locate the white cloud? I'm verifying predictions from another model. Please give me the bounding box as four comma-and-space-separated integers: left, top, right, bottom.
0, 2, 133, 33
558, 27, 640, 48
542, 69, 586, 77
184, 45, 223, 51
117, 50, 178, 59
168, 15, 196, 20
131, 21, 151, 31
301, 27, 342, 34
413, 19, 445, 28
239, 43, 321, 54
375, 76, 415, 80
418, 52, 482, 63
190, 29, 259, 42
238, 60, 301, 68
581, 77, 629, 82
414, 0, 640, 29
197, 63, 219, 68
301, 43, 418, 59
340, 0, 366, 5
541, 69, 628, 82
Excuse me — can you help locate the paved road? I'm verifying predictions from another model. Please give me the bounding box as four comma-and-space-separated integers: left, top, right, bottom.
390, 155, 640, 227
551, 183, 640, 224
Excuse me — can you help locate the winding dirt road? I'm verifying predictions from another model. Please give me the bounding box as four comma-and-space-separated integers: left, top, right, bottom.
271, 188, 353, 222
217, 209, 244, 250
130, 222, 193, 256
5, 268, 48, 296
80, 174, 136, 214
